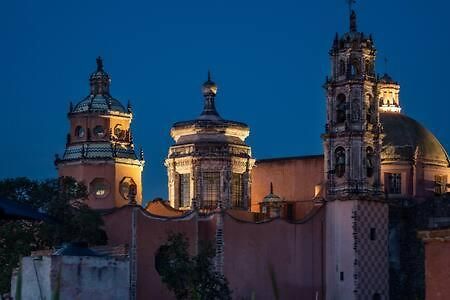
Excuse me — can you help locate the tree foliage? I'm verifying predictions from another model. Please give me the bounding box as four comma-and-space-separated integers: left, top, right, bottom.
0, 177, 107, 294
155, 232, 231, 300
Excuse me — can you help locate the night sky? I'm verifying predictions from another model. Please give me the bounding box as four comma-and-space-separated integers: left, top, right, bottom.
1, 0, 449, 200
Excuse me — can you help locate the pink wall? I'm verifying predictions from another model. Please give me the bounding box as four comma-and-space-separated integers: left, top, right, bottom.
103, 206, 198, 300
251, 155, 324, 218
222, 208, 325, 299
424, 241, 450, 300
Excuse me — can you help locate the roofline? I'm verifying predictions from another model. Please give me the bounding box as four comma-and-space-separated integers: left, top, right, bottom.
256, 154, 324, 163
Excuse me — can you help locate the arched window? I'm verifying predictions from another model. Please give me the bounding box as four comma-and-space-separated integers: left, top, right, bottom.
352, 99, 360, 122
93, 125, 105, 137
350, 58, 360, 77
366, 94, 374, 123
336, 94, 346, 123
366, 147, 375, 177
75, 126, 85, 138
335, 147, 346, 178
339, 60, 346, 76
90, 178, 110, 198
365, 59, 374, 76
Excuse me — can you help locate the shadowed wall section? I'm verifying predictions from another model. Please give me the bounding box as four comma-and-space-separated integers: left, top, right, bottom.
103, 206, 198, 300
102, 205, 325, 299
222, 208, 325, 300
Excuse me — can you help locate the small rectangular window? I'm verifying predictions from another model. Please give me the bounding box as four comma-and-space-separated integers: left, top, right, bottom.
202, 172, 220, 209
370, 228, 376, 241
387, 173, 401, 194
178, 173, 191, 208
231, 173, 244, 208
340, 272, 344, 281
435, 175, 448, 195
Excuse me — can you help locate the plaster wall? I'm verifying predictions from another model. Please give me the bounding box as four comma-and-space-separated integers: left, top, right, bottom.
58, 162, 142, 209
424, 241, 450, 300
251, 156, 324, 218
17, 255, 129, 300
222, 209, 325, 300
103, 206, 198, 300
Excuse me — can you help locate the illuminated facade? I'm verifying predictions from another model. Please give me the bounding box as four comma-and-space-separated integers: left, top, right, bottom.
323, 10, 389, 299
165, 73, 255, 211
55, 58, 144, 209
50, 8, 450, 300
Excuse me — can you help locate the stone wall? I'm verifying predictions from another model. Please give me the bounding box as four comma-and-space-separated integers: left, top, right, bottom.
12, 255, 129, 300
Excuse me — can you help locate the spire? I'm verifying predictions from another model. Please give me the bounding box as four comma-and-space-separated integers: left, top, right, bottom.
332, 32, 339, 50
199, 70, 221, 120
350, 10, 357, 32
270, 182, 274, 194
89, 56, 110, 95
127, 100, 132, 113
96, 56, 104, 72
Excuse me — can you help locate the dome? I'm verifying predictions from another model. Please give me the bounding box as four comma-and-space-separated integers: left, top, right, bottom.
380, 112, 449, 166
378, 73, 398, 85
72, 94, 127, 113
71, 57, 129, 114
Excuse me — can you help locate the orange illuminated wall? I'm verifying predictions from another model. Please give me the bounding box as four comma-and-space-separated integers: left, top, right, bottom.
251, 155, 324, 219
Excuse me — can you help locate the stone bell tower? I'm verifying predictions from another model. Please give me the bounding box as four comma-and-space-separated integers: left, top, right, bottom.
56, 57, 144, 210
322, 10, 389, 300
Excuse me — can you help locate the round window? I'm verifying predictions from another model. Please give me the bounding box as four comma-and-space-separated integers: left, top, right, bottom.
90, 179, 110, 198
75, 126, 85, 138
119, 177, 136, 200
94, 125, 105, 137
114, 124, 125, 139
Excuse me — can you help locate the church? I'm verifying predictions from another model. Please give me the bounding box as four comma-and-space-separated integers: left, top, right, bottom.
54, 9, 450, 300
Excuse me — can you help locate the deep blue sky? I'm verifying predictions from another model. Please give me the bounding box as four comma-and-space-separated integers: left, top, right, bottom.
1, 0, 449, 200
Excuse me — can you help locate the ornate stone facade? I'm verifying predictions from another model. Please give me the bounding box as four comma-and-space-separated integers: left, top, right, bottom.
323, 11, 389, 299
165, 73, 255, 211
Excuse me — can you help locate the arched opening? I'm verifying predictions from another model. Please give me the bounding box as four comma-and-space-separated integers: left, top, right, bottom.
336, 94, 346, 123
365, 59, 374, 76
75, 126, 85, 138
366, 94, 374, 123
366, 147, 375, 177
350, 58, 360, 77
352, 99, 360, 122
335, 147, 346, 178
339, 60, 346, 76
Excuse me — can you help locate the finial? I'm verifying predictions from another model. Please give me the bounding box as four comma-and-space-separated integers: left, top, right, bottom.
270, 182, 273, 194
202, 70, 217, 95
139, 147, 144, 161
127, 100, 132, 113
69, 101, 73, 113
96, 56, 104, 71
90, 56, 110, 95
199, 70, 220, 119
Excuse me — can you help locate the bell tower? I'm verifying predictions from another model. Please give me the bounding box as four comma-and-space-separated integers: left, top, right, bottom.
56, 57, 145, 210
323, 9, 389, 300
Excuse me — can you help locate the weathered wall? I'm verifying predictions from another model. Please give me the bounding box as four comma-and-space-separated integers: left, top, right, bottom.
222, 208, 325, 300
423, 240, 450, 300
103, 206, 198, 300
17, 255, 129, 300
